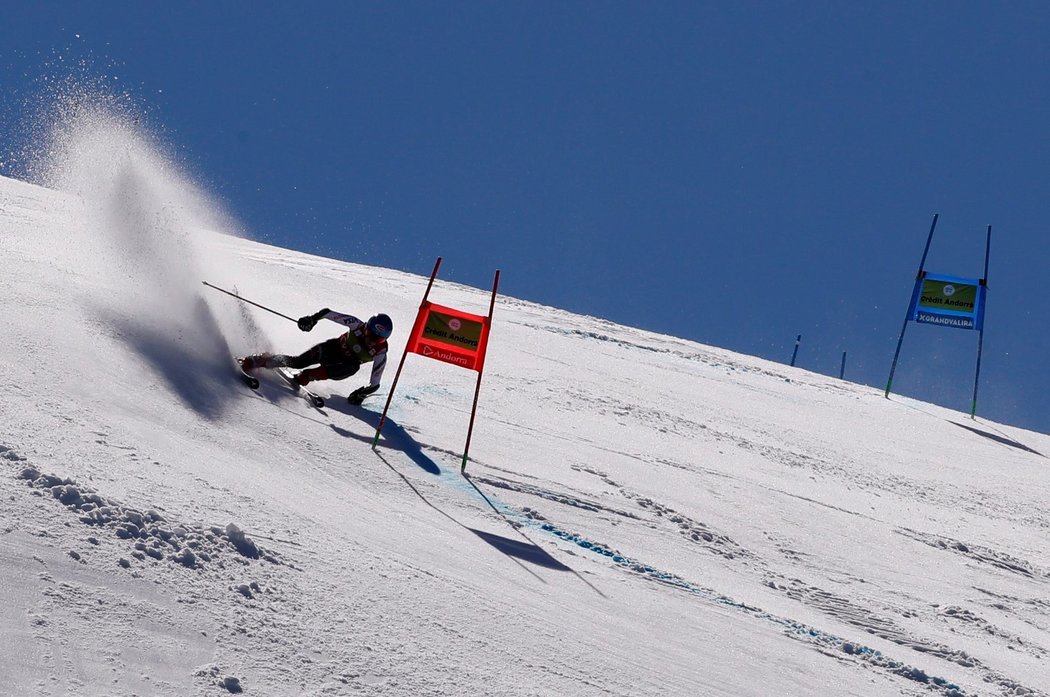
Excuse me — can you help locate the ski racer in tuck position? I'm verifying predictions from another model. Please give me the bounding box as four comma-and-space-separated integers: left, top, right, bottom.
241, 309, 392, 405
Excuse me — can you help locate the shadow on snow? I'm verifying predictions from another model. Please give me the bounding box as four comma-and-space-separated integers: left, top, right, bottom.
325, 399, 440, 475
469, 528, 571, 571
325, 399, 586, 580
950, 421, 1045, 457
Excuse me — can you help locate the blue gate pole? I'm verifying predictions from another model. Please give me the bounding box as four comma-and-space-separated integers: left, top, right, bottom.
839, 351, 847, 380
790, 335, 802, 367
971, 224, 992, 418
972, 330, 986, 419
886, 213, 939, 398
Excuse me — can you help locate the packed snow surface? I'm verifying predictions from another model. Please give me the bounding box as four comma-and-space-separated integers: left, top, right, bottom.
1, 113, 1049, 696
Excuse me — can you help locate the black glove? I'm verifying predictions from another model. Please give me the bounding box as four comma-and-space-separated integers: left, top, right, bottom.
297, 308, 330, 332
348, 384, 379, 405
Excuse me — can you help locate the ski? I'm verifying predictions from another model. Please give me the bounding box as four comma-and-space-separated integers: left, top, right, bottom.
235, 359, 260, 390
236, 358, 323, 410
275, 368, 326, 409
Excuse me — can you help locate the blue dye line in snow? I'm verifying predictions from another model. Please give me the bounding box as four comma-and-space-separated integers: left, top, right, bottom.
535, 522, 966, 695
437, 465, 966, 695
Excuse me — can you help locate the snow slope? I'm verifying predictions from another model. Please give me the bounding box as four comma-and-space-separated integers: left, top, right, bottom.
1, 115, 1049, 697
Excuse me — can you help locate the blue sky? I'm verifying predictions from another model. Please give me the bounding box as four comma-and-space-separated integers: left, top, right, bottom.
3, 2, 1050, 432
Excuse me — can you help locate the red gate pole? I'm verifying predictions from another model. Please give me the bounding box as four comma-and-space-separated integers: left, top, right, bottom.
372, 257, 442, 449
461, 269, 500, 472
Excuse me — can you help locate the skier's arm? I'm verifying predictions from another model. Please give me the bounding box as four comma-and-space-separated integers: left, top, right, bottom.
368, 350, 387, 387
347, 350, 386, 405
297, 309, 363, 332
317, 310, 363, 329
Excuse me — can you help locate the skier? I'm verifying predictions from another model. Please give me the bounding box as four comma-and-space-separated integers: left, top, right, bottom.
241, 308, 392, 405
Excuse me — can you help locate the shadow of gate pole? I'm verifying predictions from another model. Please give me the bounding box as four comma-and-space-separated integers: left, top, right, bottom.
327, 403, 604, 594
326, 401, 440, 474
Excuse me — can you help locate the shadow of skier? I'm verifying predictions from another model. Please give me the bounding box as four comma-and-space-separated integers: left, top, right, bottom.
325, 401, 441, 475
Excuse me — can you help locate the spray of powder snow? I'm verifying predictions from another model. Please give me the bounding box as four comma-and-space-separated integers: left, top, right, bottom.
23, 86, 269, 416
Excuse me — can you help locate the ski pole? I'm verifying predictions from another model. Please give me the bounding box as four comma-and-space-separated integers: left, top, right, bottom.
201, 281, 297, 323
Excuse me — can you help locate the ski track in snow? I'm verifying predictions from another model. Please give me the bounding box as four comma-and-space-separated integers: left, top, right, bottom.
342, 414, 1039, 697
458, 465, 1025, 697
